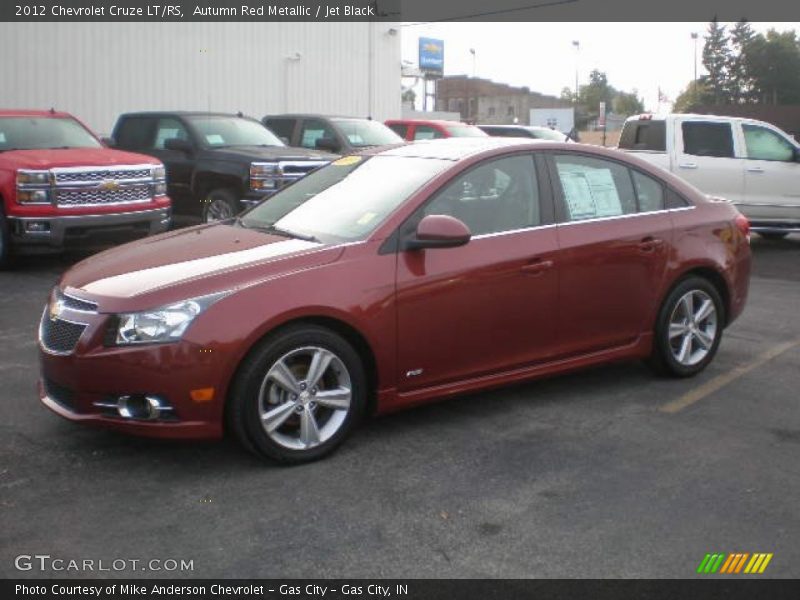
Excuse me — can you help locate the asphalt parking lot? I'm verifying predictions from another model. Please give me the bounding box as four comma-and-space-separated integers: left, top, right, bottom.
1, 235, 799, 579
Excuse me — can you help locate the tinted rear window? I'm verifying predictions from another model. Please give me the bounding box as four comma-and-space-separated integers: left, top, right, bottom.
619, 120, 666, 151
681, 122, 734, 158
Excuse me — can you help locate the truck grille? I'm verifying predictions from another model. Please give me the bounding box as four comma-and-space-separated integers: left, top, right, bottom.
57, 184, 152, 207
50, 164, 156, 208
54, 167, 153, 184
40, 313, 88, 355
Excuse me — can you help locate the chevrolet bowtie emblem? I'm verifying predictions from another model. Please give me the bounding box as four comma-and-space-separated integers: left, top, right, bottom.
98, 179, 120, 192
49, 298, 65, 321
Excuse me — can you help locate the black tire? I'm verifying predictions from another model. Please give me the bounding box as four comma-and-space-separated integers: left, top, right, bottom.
0, 204, 12, 270
759, 232, 789, 241
227, 324, 367, 464
201, 188, 240, 223
648, 276, 725, 378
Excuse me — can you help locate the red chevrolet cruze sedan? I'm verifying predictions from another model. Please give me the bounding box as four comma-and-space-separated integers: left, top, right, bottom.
38, 138, 751, 463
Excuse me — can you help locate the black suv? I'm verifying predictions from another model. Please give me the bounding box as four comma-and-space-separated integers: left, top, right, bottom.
110, 112, 334, 223
263, 114, 403, 155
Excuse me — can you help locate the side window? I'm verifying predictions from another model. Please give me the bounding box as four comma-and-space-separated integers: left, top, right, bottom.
553, 154, 637, 221
631, 170, 665, 212
300, 119, 337, 149
154, 118, 190, 150
618, 121, 666, 151
666, 188, 690, 209
413, 125, 444, 140
387, 123, 408, 138
681, 122, 734, 158
114, 117, 156, 151
422, 155, 540, 236
265, 118, 295, 143
743, 124, 795, 162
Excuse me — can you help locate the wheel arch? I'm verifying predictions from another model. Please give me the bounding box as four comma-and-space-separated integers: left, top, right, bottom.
666, 265, 731, 327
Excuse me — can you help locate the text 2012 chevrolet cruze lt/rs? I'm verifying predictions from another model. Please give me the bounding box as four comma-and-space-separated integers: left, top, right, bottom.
38, 138, 751, 463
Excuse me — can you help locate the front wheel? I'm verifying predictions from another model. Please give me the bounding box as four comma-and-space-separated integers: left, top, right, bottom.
228, 325, 367, 464
649, 277, 724, 378
202, 188, 240, 223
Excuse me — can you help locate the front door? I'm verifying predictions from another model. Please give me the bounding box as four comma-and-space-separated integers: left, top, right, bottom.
396, 153, 559, 392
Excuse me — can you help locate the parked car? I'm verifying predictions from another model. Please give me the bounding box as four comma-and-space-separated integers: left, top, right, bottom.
619, 113, 800, 239
0, 109, 170, 268
110, 112, 333, 224
39, 138, 751, 463
386, 119, 488, 141
479, 124, 573, 142
263, 114, 403, 155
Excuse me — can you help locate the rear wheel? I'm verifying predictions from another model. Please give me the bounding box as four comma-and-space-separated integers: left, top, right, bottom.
759, 232, 789, 241
202, 188, 239, 223
228, 325, 367, 464
649, 276, 724, 378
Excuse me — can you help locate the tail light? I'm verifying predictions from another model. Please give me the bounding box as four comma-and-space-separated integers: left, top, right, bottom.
734, 213, 750, 243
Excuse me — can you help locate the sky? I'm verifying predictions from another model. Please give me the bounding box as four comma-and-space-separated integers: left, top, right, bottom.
400, 22, 799, 113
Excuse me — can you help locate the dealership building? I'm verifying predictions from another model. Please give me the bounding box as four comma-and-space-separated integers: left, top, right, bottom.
0, 22, 402, 134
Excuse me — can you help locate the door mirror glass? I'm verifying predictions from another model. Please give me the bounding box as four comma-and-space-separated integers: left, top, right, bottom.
405, 215, 471, 250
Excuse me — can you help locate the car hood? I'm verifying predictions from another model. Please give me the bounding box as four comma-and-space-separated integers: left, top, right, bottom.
0, 147, 160, 169
208, 145, 336, 163
60, 223, 343, 312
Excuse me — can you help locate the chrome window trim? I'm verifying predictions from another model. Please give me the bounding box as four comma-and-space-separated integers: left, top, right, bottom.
471, 223, 557, 241
557, 205, 696, 227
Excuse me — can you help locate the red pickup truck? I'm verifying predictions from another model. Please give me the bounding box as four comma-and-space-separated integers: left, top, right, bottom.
0, 109, 171, 268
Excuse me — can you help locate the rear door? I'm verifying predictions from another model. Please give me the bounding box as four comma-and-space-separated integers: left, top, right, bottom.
673, 118, 745, 202
396, 153, 559, 392
547, 152, 673, 357
740, 121, 800, 223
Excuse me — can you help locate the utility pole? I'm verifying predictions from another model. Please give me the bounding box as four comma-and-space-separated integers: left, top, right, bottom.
691, 32, 699, 97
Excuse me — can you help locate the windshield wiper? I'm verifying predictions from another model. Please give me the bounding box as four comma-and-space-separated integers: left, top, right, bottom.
237, 219, 319, 242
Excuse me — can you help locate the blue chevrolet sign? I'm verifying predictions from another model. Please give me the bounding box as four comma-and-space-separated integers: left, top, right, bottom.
419, 37, 444, 76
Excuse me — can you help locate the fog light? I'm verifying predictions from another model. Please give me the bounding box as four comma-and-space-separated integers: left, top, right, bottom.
25, 221, 50, 233
93, 394, 174, 421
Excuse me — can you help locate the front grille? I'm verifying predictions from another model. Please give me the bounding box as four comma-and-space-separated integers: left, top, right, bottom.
56, 184, 152, 207
54, 168, 152, 183
43, 378, 78, 412
40, 313, 87, 354
57, 289, 98, 312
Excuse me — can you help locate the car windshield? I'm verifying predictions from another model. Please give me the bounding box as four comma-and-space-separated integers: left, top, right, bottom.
0, 117, 101, 151
188, 116, 284, 148
240, 155, 451, 242
531, 128, 568, 141
331, 119, 403, 147
446, 125, 488, 138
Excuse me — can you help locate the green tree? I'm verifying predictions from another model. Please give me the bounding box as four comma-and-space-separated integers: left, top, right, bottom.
612, 91, 644, 116
728, 20, 757, 103
673, 79, 713, 112
401, 88, 416, 105
702, 18, 731, 104
746, 29, 800, 104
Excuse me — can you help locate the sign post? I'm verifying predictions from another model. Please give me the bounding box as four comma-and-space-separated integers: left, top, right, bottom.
418, 37, 444, 112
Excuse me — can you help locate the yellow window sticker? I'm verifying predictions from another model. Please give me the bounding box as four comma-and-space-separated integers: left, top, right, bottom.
332, 156, 362, 167
356, 212, 378, 226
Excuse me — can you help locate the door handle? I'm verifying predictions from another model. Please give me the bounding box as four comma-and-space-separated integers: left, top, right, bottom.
747, 166, 765, 173
678, 162, 698, 169
521, 259, 554, 275
637, 237, 664, 253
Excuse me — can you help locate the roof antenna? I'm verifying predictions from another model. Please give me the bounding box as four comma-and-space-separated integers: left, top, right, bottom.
236, 111, 243, 118
49, 107, 56, 114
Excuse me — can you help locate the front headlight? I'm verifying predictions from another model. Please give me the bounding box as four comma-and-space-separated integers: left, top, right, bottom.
17, 189, 50, 204
113, 292, 228, 345
17, 170, 51, 185
250, 162, 280, 191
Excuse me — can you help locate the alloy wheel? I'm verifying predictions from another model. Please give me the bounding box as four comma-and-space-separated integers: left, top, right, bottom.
205, 197, 235, 222
668, 289, 718, 367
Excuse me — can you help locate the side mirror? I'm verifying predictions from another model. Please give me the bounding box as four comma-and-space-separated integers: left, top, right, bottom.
164, 138, 193, 153
404, 215, 471, 251
315, 137, 341, 153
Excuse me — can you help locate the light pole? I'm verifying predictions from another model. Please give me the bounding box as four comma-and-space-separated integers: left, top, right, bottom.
690, 32, 699, 96
572, 40, 580, 103
469, 48, 476, 123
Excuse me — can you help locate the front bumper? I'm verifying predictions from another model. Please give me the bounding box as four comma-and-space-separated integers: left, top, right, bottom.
9, 206, 171, 251
38, 306, 226, 439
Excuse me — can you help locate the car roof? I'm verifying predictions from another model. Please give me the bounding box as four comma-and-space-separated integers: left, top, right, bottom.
374, 137, 550, 160
387, 119, 477, 127
0, 109, 74, 118
119, 111, 255, 119
264, 114, 372, 122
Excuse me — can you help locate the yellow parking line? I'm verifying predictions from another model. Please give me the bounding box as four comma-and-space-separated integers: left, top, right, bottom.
659, 339, 800, 414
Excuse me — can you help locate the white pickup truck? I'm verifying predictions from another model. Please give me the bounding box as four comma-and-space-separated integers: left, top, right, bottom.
619, 113, 800, 239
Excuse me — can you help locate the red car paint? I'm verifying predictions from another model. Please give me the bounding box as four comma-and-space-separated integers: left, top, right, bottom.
38, 139, 751, 440
0, 110, 170, 255
385, 119, 487, 141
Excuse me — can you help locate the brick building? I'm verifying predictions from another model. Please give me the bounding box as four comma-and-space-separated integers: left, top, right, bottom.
435, 76, 571, 125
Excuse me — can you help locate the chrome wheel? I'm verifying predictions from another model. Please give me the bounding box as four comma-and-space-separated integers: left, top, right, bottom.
258, 346, 352, 450
205, 197, 235, 222
668, 289, 718, 367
